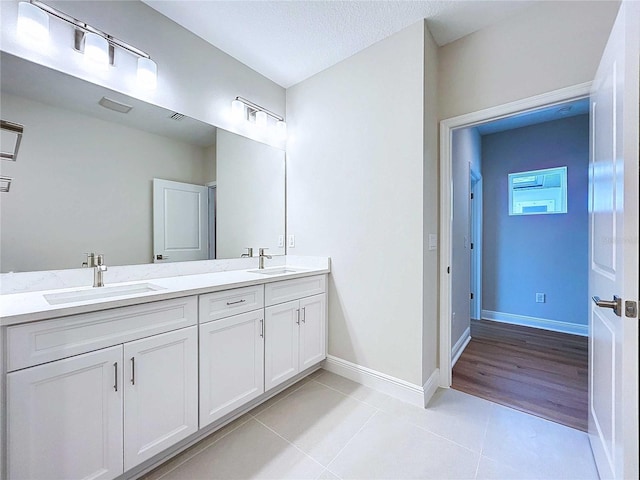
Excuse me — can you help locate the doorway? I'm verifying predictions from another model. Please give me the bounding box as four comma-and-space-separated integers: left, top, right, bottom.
439, 85, 592, 430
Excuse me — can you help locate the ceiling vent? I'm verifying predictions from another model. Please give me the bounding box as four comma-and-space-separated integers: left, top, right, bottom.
98, 97, 133, 114
169, 112, 186, 121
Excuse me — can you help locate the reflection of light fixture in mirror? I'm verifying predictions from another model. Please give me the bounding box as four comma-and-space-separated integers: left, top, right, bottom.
137, 57, 157, 90
83, 32, 109, 69
231, 96, 285, 137
17, 1, 49, 43
231, 99, 245, 121
255, 111, 267, 128
16, 1, 158, 89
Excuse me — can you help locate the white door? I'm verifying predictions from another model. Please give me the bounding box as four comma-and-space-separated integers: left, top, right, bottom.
588, 2, 639, 479
299, 294, 327, 370
153, 178, 209, 263
123, 327, 198, 470
265, 300, 300, 390
7, 346, 123, 480
199, 310, 265, 427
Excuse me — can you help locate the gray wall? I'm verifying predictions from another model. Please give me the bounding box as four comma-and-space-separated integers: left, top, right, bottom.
0, 93, 211, 272
451, 127, 481, 351
287, 21, 433, 386
482, 115, 589, 328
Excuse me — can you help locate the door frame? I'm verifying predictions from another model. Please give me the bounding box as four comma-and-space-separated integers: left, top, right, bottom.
469, 169, 482, 321
438, 82, 592, 387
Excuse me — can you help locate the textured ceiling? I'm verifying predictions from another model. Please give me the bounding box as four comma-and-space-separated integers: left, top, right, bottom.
143, 1, 538, 88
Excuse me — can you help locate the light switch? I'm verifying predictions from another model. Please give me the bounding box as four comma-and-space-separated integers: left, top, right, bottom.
536, 293, 545, 303
428, 234, 437, 251
288, 234, 295, 248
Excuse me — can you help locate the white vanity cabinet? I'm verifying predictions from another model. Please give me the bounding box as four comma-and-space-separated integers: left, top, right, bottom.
123, 326, 198, 470
264, 276, 327, 390
199, 286, 265, 428
5, 297, 198, 480
7, 346, 124, 480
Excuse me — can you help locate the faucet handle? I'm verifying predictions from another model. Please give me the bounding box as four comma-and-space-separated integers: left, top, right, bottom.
259, 248, 268, 255
83, 252, 96, 268
96, 254, 105, 266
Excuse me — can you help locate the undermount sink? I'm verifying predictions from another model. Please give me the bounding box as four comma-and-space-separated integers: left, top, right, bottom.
44, 283, 165, 305
248, 267, 304, 276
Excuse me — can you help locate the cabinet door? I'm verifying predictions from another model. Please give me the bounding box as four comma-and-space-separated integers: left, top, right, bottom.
200, 310, 265, 427
264, 300, 300, 390
123, 326, 198, 470
8, 346, 123, 480
299, 294, 327, 370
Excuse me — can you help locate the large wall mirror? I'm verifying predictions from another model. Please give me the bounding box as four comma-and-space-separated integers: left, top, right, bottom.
0, 52, 285, 273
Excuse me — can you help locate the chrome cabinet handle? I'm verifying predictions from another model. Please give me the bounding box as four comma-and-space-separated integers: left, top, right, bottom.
301, 307, 306, 323
296, 309, 300, 325
260, 318, 264, 338
113, 362, 118, 392
131, 357, 135, 385
227, 299, 246, 306
592, 295, 622, 317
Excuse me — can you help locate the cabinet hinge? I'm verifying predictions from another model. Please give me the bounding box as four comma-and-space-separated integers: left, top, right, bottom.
470, 243, 474, 250
470, 292, 474, 300
625, 300, 638, 318
447, 266, 450, 274
470, 193, 474, 199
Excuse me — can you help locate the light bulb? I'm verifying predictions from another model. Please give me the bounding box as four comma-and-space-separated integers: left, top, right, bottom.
276, 120, 287, 138
84, 32, 109, 69
17, 2, 49, 43
231, 100, 244, 121
137, 57, 157, 90
256, 111, 267, 128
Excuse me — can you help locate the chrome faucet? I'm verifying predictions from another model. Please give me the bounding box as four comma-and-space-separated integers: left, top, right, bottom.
83, 252, 107, 287
241, 247, 253, 258
258, 248, 272, 269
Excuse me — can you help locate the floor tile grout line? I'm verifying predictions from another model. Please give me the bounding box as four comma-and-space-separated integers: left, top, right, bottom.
250, 377, 311, 418
323, 408, 381, 476
311, 376, 393, 410
252, 415, 328, 472
151, 415, 253, 480
473, 407, 492, 479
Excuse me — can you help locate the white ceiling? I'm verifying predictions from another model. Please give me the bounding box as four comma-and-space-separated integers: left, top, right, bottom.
143, 0, 538, 88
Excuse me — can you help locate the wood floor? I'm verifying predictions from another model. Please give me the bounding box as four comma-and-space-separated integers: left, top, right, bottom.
452, 319, 588, 431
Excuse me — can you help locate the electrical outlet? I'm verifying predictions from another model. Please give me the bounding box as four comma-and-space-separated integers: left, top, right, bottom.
536, 293, 546, 303
287, 234, 295, 248
278, 235, 284, 248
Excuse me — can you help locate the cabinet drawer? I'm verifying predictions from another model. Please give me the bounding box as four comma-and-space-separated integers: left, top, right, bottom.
199, 285, 264, 322
265, 275, 327, 306
7, 296, 197, 372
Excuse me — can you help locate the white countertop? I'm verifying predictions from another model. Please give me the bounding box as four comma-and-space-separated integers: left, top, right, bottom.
0, 265, 329, 327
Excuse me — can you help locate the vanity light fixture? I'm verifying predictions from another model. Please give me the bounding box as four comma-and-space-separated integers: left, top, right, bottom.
16, 1, 158, 89
17, 1, 49, 42
231, 96, 286, 135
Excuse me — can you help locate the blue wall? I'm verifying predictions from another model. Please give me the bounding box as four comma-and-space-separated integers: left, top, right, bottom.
482, 114, 589, 329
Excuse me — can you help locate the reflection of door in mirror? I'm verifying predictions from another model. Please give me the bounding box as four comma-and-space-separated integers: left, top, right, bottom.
153, 179, 209, 263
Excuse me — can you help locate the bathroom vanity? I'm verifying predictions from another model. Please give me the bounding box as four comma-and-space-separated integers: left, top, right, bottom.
0, 260, 329, 480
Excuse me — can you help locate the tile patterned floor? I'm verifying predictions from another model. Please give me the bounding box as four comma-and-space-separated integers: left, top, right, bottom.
143, 369, 599, 480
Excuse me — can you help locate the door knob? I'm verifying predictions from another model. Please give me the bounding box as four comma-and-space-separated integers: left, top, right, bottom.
592, 295, 622, 317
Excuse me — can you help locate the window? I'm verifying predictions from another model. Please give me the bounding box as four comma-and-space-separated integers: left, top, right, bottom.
508, 166, 567, 215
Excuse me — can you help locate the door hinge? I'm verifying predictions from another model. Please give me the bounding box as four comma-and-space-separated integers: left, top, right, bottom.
470, 243, 474, 250
470, 292, 474, 300
625, 300, 638, 318
447, 266, 450, 274
470, 193, 474, 199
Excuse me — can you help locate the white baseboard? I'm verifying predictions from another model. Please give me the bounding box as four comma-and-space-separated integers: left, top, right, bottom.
422, 368, 440, 407
451, 327, 471, 367
324, 355, 426, 407
481, 310, 588, 336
